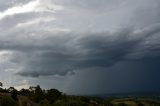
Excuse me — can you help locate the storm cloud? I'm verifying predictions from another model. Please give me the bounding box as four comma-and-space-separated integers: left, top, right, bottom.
0, 24, 160, 77
0, 0, 160, 94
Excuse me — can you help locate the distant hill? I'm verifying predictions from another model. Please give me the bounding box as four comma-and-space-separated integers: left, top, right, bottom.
90, 92, 160, 98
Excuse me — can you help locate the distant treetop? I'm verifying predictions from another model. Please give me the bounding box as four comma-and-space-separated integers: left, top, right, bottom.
0, 82, 2, 87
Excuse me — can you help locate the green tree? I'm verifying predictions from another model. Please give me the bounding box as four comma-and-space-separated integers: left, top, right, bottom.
46, 89, 62, 103
0, 82, 2, 87
19, 88, 31, 96
33, 85, 45, 103
0, 95, 17, 106
11, 89, 18, 101
8, 87, 16, 92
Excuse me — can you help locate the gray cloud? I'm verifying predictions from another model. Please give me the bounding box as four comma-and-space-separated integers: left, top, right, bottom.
0, 0, 160, 94
0, 24, 157, 77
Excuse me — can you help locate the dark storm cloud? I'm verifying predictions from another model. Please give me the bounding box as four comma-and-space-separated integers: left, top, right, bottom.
0, 0, 160, 94
67, 59, 160, 94
1, 0, 160, 78
8, 24, 159, 77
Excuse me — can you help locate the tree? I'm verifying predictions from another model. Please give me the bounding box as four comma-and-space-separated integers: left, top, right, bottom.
19, 88, 31, 96
33, 85, 45, 103
29, 86, 36, 93
0, 82, 3, 92
46, 89, 62, 103
0, 82, 3, 87
8, 87, 15, 92
11, 89, 18, 101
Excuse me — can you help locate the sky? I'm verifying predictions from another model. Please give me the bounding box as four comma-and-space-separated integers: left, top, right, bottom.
0, 0, 160, 95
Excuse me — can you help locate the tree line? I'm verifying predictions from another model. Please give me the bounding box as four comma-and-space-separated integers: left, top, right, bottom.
1, 82, 160, 106
0, 83, 63, 104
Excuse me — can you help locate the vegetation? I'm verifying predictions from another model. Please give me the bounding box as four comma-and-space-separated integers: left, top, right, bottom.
0, 82, 160, 106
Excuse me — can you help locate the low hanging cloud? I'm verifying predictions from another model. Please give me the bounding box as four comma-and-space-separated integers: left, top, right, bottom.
0, 24, 158, 77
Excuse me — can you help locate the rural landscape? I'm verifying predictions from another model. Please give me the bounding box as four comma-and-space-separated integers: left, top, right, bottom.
0, 0, 160, 106
0, 83, 160, 106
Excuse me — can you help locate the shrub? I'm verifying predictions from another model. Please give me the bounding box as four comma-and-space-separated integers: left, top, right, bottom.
0, 95, 17, 106
11, 90, 18, 101
39, 99, 51, 106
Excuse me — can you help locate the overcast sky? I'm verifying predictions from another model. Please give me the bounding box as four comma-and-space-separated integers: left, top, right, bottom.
0, 0, 160, 94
